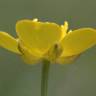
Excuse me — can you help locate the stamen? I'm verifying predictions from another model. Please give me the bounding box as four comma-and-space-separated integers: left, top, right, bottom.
33, 18, 38, 22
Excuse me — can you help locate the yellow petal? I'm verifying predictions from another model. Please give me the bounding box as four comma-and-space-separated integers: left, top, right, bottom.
0, 32, 20, 54
60, 28, 96, 56
16, 19, 64, 56
18, 42, 41, 64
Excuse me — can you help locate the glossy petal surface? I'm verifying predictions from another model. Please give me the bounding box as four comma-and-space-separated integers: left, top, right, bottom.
16, 20, 64, 56
61, 28, 96, 56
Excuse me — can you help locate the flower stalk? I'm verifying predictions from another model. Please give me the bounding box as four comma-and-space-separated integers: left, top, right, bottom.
41, 59, 50, 96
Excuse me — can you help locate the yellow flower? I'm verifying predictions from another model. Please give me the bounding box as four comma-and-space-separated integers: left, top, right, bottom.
0, 19, 96, 64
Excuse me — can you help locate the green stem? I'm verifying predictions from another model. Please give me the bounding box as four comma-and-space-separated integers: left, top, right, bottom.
41, 60, 50, 96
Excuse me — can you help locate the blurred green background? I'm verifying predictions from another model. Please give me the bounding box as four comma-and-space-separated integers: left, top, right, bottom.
0, 0, 96, 96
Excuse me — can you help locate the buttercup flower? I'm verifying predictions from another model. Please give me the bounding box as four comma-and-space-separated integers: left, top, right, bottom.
0, 19, 96, 64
